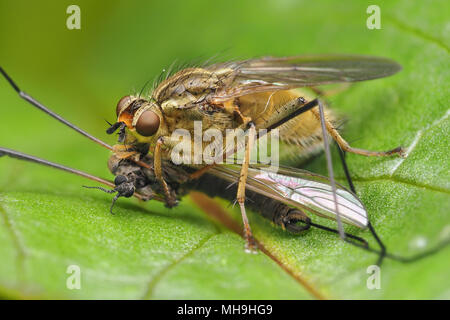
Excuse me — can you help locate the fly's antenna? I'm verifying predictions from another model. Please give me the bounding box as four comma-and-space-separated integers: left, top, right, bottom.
0, 67, 113, 151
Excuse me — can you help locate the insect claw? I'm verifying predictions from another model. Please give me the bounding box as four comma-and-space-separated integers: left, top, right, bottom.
397, 147, 407, 158
244, 240, 258, 254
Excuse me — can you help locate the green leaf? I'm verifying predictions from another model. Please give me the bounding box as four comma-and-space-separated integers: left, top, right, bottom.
0, 0, 448, 299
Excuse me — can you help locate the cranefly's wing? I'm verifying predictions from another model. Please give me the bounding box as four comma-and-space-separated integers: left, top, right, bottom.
208, 55, 401, 102
209, 164, 368, 229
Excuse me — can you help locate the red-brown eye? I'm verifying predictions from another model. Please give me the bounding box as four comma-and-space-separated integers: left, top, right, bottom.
116, 95, 133, 116
135, 110, 160, 136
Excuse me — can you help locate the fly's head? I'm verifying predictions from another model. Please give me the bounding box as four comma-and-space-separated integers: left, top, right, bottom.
107, 95, 164, 145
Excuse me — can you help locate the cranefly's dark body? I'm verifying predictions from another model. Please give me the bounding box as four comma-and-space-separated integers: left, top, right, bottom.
108, 155, 305, 232
188, 173, 307, 232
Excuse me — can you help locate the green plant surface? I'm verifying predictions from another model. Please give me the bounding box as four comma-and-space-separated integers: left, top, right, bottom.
0, 0, 448, 299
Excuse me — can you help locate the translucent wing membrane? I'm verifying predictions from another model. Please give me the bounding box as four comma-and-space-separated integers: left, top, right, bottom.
209, 55, 402, 101
210, 164, 368, 229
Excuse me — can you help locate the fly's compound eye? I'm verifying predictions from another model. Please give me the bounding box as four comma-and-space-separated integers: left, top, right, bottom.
116, 95, 133, 116
135, 110, 160, 136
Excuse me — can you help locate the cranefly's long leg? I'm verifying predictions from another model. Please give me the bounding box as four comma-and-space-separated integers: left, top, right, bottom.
0, 147, 114, 187
336, 146, 386, 264
0, 146, 154, 203
0, 67, 113, 151
236, 122, 257, 252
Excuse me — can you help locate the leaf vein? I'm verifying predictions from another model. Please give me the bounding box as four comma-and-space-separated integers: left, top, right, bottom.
389, 109, 450, 176
386, 16, 450, 53
346, 176, 450, 194
0, 201, 28, 280
141, 232, 219, 299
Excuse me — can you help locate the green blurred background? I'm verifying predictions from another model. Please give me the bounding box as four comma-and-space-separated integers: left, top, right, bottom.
0, 0, 448, 299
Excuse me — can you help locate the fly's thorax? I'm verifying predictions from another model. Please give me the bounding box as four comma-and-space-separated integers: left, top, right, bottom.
152, 67, 224, 103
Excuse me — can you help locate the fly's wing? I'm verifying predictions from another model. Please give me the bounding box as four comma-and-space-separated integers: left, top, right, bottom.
208, 55, 402, 102
209, 164, 368, 229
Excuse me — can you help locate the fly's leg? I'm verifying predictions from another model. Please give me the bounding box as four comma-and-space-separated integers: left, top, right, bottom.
0, 67, 113, 151
236, 122, 258, 253
310, 107, 406, 158
154, 137, 178, 207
